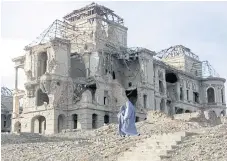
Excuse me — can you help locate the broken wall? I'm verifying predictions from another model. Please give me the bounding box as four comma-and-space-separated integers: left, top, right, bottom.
70, 54, 86, 78
23, 38, 73, 115
68, 15, 127, 54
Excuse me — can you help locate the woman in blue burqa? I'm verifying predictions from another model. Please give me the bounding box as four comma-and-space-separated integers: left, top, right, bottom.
117, 97, 139, 136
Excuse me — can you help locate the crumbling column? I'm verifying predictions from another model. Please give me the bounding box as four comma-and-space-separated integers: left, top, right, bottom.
13, 67, 20, 118
12, 94, 20, 118
15, 67, 18, 90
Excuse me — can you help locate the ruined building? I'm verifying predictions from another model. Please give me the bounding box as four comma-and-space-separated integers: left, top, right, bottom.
11, 3, 226, 134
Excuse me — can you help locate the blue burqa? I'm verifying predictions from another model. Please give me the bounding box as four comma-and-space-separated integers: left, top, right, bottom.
117, 105, 126, 136
118, 101, 138, 136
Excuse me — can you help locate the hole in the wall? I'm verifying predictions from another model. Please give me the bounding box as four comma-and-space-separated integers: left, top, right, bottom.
57, 82, 60, 86
165, 73, 178, 83
128, 82, 132, 87
36, 89, 49, 106
125, 88, 137, 106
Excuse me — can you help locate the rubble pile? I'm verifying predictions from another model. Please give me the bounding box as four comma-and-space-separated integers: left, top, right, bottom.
1, 111, 227, 161
174, 110, 222, 127
163, 124, 227, 161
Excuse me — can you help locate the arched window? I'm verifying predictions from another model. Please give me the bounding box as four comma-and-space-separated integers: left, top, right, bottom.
92, 114, 98, 129
104, 115, 109, 124
58, 114, 65, 133
72, 114, 78, 129
221, 88, 224, 103
207, 87, 215, 103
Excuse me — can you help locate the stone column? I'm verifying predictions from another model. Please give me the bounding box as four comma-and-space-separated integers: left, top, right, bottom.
12, 95, 19, 118
12, 67, 20, 118
15, 67, 18, 90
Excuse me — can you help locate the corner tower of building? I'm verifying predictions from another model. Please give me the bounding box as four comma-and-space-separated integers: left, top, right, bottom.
63, 2, 128, 53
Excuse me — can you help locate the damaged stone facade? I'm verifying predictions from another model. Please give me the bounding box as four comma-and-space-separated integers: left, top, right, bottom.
11, 3, 226, 134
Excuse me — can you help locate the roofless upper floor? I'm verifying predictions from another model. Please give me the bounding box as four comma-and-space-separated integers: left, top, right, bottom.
63, 2, 124, 25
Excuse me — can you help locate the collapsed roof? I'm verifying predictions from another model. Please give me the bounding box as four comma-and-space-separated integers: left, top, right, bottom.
63, 2, 124, 25
156, 45, 199, 60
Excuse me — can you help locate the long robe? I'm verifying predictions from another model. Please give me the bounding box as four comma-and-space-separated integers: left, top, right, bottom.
121, 101, 138, 136
117, 105, 126, 136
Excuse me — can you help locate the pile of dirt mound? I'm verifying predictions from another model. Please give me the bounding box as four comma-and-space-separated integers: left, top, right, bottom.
136, 111, 202, 136
163, 124, 227, 161
204, 110, 222, 126
174, 110, 222, 127
146, 110, 173, 123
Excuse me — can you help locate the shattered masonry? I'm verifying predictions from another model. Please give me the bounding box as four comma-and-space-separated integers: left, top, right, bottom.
11, 2, 226, 134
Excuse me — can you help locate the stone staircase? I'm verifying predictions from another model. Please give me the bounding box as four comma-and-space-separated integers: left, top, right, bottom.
117, 131, 195, 161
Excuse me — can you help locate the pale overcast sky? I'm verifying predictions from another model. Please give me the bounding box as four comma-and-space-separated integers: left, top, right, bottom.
1, 1, 227, 95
